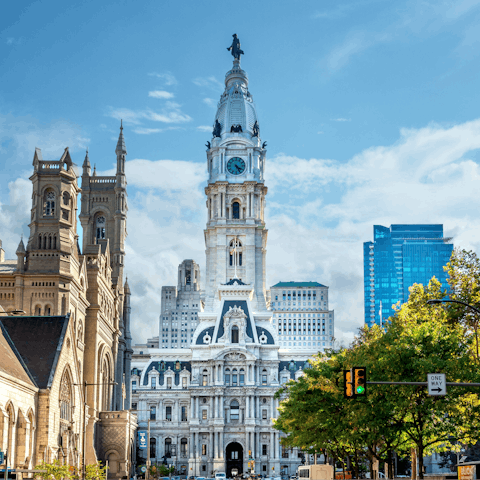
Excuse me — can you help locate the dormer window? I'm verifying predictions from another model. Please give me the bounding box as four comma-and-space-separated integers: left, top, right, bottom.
231, 325, 239, 344
44, 190, 55, 216
96, 216, 106, 240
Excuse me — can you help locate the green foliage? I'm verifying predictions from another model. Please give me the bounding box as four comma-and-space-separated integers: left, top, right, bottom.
34, 460, 73, 480
86, 462, 107, 480
149, 463, 174, 478
275, 273, 480, 480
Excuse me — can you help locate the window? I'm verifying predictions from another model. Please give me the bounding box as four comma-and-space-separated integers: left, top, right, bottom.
262, 445, 267, 456
232, 369, 238, 386
239, 369, 245, 386
150, 438, 156, 458
44, 190, 55, 216
230, 400, 239, 421
132, 403, 137, 410
203, 369, 208, 386
282, 446, 289, 459
231, 450, 239, 460
150, 406, 156, 420
232, 202, 240, 219
225, 369, 230, 385
165, 438, 172, 457
96, 216, 106, 240
59, 371, 72, 444
232, 326, 239, 344
262, 409, 267, 420
132, 380, 137, 392
182, 377, 187, 389
181, 406, 187, 422
262, 373, 267, 385
166, 406, 172, 421
151, 377, 156, 389
167, 377, 172, 389
181, 438, 188, 457
202, 409, 207, 420
202, 444, 207, 456
62, 191, 70, 206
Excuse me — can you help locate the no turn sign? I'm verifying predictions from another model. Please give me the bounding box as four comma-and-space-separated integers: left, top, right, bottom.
427, 373, 446, 396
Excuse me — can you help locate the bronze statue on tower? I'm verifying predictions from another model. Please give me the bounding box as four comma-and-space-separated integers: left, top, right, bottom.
227, 33, 244, 60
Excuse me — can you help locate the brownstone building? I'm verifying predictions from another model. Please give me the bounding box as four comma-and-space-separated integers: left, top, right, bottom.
0, 124, 136, 478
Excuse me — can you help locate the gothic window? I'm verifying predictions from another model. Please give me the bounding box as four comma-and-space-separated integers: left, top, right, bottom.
62, 191, 70, 206
232, 202, 240, 219
44, 190, 55, 216
96, 216, 106, 240
224, 368, 230, 385
165, 438, 172, 457
102, 359, 111, 411
231, 325, 239, 344
230, 400, 239, 421
45, 305, 52, 316
59, 370, 73, 445
53, 235, 57, 249
150, 438, 156, 459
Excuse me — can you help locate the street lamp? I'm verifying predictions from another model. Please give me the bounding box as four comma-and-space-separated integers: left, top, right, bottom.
427, 298, 480, 361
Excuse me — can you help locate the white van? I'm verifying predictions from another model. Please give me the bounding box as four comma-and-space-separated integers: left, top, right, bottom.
215, 473, 226, 480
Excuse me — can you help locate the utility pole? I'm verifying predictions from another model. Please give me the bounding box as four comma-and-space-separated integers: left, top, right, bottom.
146, 418, 151, 480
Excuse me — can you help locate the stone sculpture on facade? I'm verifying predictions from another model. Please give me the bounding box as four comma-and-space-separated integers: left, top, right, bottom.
252, 121, 260, 137
213, 119, 222, 138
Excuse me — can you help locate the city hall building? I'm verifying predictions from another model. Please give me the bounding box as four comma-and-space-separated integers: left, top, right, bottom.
131, 40, 323, 478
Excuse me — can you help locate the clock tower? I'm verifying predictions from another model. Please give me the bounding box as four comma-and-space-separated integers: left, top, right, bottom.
204, 45, 268, 312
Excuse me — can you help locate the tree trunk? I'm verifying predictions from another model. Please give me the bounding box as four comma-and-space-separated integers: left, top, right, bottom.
354, 449, 360, 479
386, 449, 394, 479
418, 444, 424, 480
411, 448, 417, 480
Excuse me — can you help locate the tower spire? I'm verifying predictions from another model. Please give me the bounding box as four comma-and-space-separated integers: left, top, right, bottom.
116, 120, 127, 155
82, 148, 91, 176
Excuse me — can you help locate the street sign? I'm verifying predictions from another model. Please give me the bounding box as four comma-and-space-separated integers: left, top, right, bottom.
427, 373, 446, 396
0, 451, 4, 463
138, 431, 147, 449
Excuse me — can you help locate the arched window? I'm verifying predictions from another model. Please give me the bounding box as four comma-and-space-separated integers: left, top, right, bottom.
44, 190, 55, 216
150, 438, 156, 459
165, 438, 172, 457
202, 369, 208, 386
59, 370, 73, 445
62, 191, 70, 206
35, 305, 41, 315
45, 305, 52, 316
239, 369, 245, 386
53, 235, 57, 250
102, 358, 111, 410
231, 325, 239, 344
224, 368, 230, 385
229, 239, 243, 267
96, 216, 106, 240
232, 368, 238, 386
232, 202, 240, 219
181, 438, 188, 457
48, 235, 52, 250
230, 400, 239, 421
38, 234, 42, 249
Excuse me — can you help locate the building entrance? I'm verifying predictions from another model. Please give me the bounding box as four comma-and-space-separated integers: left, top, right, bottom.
226, 442, 243, 477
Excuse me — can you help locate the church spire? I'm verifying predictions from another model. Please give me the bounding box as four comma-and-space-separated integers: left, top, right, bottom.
82, 148, 91, 176
115, 120, 127, 155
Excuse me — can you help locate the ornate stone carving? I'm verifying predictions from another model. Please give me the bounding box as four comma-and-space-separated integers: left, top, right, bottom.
218, 306, 252, 344
224, 352, 246, 361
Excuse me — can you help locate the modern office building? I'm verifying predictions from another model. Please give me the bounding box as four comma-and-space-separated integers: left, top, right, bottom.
364, 224, 453, 327
144, 260, 203, 349
269, 282, 334, 351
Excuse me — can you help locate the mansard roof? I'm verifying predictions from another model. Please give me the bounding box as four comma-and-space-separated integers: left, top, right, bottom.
271, 281, 327, 288
0, 315, 69, 389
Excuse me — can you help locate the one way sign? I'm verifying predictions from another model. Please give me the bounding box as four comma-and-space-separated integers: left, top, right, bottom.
427, 373, 446, 396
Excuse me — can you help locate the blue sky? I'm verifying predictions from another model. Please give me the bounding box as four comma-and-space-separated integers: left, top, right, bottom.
2, 0, 480, 344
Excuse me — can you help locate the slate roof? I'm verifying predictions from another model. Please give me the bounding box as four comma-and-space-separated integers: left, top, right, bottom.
271, 281, 327, 288
0, 315, 69, 389
224, 278, 247, 285
0, 260, 17, 274
0, 325, 37, 387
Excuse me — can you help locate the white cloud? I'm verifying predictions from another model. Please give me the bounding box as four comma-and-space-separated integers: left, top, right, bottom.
148, 90, 175, 99
197, 125, 211, 132
331, 118, 351, 122
133, 128, 164, 135
107, 106, 192, 125
203, 98, 216, 108
193, 76, 223, 91
148, 72, 177, 86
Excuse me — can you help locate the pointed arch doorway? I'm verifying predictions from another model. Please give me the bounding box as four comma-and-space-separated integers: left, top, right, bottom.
226, 442, 243, 477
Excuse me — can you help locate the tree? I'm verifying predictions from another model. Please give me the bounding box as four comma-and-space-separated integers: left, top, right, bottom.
34, 460, 72, 480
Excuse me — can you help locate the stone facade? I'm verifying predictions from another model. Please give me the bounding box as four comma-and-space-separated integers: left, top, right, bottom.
131, 53, 311, 478
0, 126, 135, 476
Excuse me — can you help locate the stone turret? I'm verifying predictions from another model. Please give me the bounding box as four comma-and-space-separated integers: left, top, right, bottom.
16, 238, 25, 272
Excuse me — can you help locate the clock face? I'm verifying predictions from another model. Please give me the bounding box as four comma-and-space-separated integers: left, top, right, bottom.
227, 157, 246, 175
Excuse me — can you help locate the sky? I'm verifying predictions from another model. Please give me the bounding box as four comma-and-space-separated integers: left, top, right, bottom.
2, 0, 480, 346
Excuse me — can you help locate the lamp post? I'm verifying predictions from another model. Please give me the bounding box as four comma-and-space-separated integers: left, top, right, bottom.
427, 298, 480, 362
74, 381, 118, 480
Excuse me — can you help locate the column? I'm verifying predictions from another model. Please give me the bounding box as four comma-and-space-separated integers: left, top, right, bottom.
221, 396, 224, 420
270, 432, 274, 457
191, 397, 194, 418
221, 431, 225, 458
247, 190, 250, 218
216, 194, 220, 218
190, 432, 194, 458
278, 435, 281, 461
246, 396, 250, 419
223, 191, 226, 218
271, 397, 274, 420
196, 397, 199, 419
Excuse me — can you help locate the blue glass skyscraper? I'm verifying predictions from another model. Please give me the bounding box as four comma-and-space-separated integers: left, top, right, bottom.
364, 224, 453, 327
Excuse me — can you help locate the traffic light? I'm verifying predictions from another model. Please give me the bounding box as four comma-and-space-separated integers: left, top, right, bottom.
343, 369, 354, 398
353, 367, 367, 396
